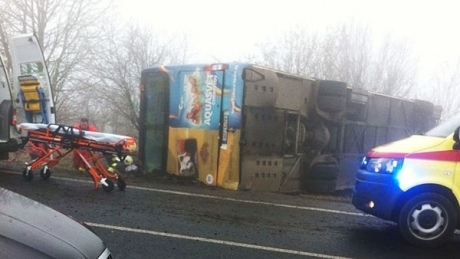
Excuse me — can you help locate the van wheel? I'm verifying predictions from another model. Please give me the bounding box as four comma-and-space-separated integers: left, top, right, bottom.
398, 192, 456, 247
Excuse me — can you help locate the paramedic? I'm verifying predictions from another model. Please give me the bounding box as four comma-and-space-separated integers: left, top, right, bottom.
73, 117, 97, 171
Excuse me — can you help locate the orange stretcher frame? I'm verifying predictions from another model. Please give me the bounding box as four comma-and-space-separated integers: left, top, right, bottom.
19, 123, 137, 192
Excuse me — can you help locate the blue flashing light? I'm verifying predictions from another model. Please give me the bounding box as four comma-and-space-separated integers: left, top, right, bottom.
396, 168, 415, 190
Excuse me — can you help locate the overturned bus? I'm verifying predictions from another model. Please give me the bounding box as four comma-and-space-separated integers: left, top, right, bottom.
138, 63, 441, 193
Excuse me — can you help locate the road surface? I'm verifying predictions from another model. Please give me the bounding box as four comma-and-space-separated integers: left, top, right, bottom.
1, 170, 460, 258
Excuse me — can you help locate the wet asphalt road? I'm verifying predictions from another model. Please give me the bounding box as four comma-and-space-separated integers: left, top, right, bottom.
1, 170, 460, 259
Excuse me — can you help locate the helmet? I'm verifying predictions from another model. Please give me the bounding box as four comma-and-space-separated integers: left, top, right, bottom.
124, 155, 134, 166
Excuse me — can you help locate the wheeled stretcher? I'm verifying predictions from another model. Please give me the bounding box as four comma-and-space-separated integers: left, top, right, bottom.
19, 123, 137, 192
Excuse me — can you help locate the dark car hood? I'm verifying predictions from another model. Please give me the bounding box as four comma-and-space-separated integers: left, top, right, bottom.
0, 187, 106, 258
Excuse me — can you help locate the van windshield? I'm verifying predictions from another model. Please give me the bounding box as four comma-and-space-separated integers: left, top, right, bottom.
425, 113, 460, 138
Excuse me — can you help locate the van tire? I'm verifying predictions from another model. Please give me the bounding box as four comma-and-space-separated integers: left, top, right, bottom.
398, 192, 456, 247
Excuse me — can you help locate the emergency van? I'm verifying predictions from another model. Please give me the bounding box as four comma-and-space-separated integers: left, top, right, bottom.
0, 54, 18, 160
353, 113, 460, 247
0, 34, 55, 160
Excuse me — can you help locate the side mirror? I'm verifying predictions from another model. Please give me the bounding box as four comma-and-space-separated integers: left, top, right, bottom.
454, 126, 460, 142
453, 126, 460, 150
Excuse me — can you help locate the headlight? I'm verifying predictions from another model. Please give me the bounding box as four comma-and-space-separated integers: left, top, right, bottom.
360, 157, 403, 174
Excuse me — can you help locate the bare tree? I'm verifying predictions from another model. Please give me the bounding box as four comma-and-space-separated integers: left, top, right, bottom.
0, 0, 113, 124
255, 27, 321, 76
369, 36, 417, 97
426, 59, 460, 120
319, 23, 373, 88
85, 22, 190, 136
0, 0, 191, 135
253, 22, 418, 97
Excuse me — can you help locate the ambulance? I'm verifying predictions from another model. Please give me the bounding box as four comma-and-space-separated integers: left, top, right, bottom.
0, 34, 55, 160
0, 50, 18, 159
352, 113, 460, 247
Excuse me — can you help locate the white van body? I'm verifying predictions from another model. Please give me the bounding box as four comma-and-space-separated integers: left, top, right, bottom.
9, 34, 55, 124
0, 34, 55, 160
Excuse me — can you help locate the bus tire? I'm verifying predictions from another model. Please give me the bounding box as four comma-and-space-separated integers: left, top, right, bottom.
305, 179, 337, 193
308, 164, 339, 180
318, 80, 347, 96
317, 96, 346, 113
398, 192, 456, 247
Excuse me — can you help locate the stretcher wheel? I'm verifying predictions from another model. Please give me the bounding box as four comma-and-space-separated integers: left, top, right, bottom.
102, 179, 114, 192
40, 167, 52, 180
117, 178, 126, 191
23, 168, 34, 181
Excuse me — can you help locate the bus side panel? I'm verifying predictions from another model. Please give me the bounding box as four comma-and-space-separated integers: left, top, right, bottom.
167, 128, 219, 185
216, 64, 244, 190
216, 130, 241, 190
240, 67, 287, 191
166, 67, 224, 185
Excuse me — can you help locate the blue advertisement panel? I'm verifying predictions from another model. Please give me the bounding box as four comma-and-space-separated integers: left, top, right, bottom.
222, 64, 244, 130
169, 67, 224, 130
140, 63, 247, 189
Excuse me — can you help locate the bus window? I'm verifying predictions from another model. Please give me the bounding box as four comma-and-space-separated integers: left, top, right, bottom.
140, 70, 170, 173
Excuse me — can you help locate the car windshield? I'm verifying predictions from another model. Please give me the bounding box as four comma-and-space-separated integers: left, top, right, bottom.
425, 113, 460, 138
